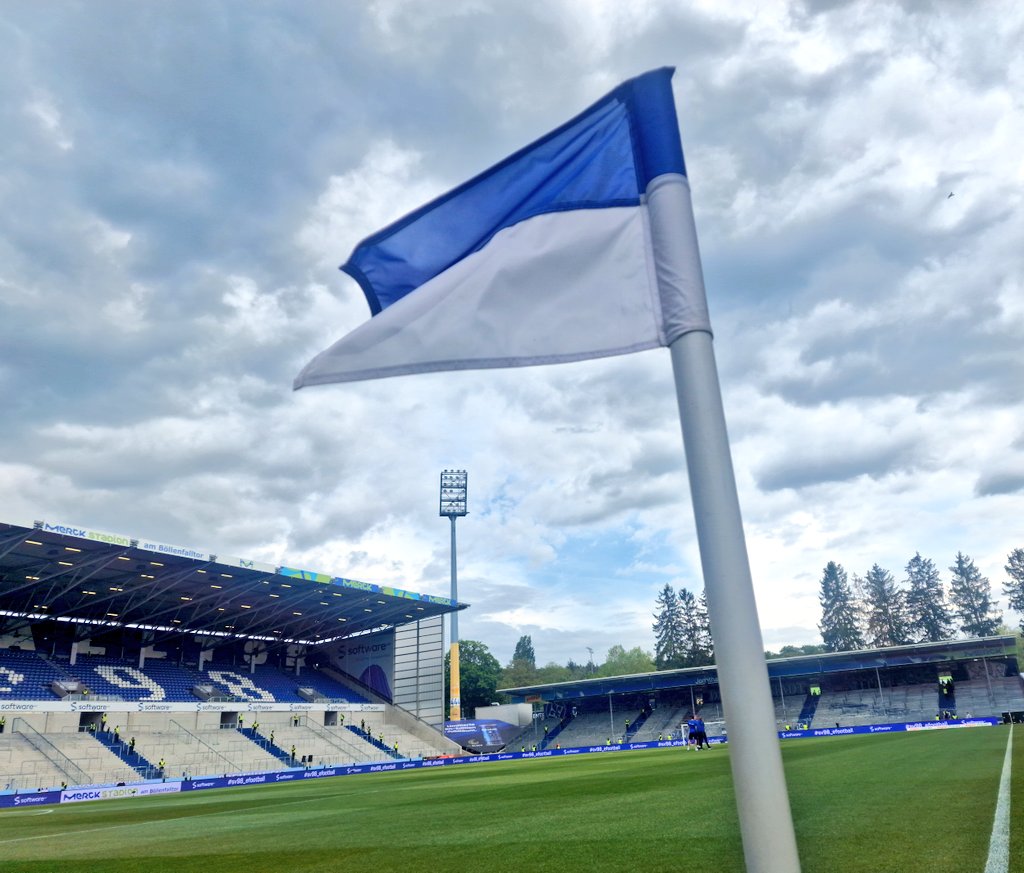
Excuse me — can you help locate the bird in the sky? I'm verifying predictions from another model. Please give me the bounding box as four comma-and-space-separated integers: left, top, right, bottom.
947, 192, 955, 198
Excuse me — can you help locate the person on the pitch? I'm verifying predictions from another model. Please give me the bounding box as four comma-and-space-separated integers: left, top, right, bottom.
695, 716, 708, 750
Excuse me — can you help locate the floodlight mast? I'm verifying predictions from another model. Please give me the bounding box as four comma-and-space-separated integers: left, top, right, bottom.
439, 469, 468, 721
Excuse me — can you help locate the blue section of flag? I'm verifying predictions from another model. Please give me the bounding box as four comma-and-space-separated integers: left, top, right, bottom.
342, 68, 684, 315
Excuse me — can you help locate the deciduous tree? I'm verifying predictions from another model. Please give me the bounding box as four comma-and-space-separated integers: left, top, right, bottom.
596, 644, 655, 677
445, 640, 502, 719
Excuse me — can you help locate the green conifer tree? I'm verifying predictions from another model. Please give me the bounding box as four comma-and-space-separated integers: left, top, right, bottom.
652, 584, 685, 669
904, 552, 953, 642
948, 552, 1002, 637
863, 564, 911, 647
818, 561, 864, 652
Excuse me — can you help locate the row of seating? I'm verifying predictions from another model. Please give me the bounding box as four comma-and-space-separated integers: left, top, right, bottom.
0, 732, 142, 793
0, 710, 445, 792
0, 648, 368, 703
0, 649, 67, 698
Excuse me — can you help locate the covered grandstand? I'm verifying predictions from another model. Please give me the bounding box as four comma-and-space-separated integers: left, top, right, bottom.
496, 636, 1024, 750
0, 517, 466, 792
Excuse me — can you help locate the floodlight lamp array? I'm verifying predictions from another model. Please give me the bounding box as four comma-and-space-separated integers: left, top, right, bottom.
439, 469, 468, 517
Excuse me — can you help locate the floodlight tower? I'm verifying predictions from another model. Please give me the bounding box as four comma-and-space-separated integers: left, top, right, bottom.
439, 469, 468, 721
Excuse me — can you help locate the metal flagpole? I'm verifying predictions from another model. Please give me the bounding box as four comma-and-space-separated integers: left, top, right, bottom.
647, 172, 802, 873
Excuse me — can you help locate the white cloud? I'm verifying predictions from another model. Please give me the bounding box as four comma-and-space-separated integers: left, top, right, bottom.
298, 140, 443, 271
24, 94, 73, 150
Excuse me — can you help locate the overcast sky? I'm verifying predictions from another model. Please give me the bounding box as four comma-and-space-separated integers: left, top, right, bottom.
2, 0, 1022, 667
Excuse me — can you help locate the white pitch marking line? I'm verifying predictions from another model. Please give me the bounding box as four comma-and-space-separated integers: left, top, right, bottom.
983, 725, 1013, 873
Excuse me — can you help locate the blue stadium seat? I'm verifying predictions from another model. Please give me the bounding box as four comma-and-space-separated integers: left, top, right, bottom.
0, 649, 66, 700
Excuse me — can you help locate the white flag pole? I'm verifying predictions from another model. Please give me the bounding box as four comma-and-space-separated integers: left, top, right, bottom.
647, 174, 802, 873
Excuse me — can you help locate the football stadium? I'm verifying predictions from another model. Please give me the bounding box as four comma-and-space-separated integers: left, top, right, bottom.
2, 516, 1023, 872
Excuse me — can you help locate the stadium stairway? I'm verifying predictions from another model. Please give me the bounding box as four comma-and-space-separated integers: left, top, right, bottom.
539, 716, 571, 749
239, 726, 294, 767
938, 686, 957, 717
92, 727, 157, 779
623, 708, 651, 741
346, 725, 401, 759
797, 691, 820, 726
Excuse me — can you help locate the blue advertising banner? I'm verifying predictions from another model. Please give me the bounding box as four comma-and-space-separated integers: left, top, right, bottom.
776, 716, 999, 740
0, 789, 62, 809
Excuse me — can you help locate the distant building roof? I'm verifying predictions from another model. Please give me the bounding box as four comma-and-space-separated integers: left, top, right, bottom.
499, 636, 1019, 702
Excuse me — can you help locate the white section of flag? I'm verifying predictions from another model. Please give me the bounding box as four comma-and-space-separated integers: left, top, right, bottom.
295, 205, 663, 387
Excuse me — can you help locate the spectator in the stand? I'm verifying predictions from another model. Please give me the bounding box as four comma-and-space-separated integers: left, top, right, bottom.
269, 730, 275, 745
129, 736, 136, 753
292, 714, 300, 727
340, 713, 345, 726
157, 758, 166, 777
252, 720, 259, 733
360, 719, 366, 732
290, 744, 297, 763
101, 713, 108, 732
113, 725, 120, 743
238, 714, 244, 729
0, 715, 5, 734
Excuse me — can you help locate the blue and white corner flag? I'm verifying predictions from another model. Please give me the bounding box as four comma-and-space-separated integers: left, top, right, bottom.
294, 67, 711, 389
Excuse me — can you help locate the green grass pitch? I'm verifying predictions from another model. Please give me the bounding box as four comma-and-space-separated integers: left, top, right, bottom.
1, 726, 1019, 873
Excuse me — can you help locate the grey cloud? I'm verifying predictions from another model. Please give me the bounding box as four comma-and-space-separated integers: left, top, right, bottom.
769, 298, 1022, 407
975, 472, 1024, 498
756, 438, 918, 491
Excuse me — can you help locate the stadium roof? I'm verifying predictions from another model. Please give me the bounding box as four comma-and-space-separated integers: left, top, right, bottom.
0, 518, 465, 647
499, 636, 1020, 702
